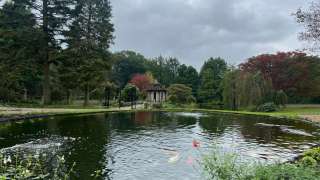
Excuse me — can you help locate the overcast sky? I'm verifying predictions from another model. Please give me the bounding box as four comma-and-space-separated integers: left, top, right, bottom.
110, 0, 313, 69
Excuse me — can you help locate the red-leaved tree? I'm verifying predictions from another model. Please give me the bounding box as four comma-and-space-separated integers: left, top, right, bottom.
240, 51, 307, 91
129, 74, 153, 92
240, 51, 320, 97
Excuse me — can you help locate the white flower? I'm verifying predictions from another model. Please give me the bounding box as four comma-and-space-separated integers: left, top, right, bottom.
3, 156, 11, 165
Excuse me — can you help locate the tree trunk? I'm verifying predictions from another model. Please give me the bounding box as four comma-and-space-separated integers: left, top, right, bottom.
84, 84, 90, 106
42, 0, 51, 105
67, 89, 72, 105
42, 62, 51, 105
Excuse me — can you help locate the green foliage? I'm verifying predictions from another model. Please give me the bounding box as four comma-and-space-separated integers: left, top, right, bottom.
274, 90, 288, 107
111, 51, 148, 88
168, 84, 195, 104
202, 149, 320, 180
0, 1, 42, 102
146, 56, 180, 86
202, 150, 248, 180
121, 84, 140, 102
300, 156, 318, 167
0, 152, 75, 179
175, 64, 199, 97
250, 163, 320, 180
198, 57, 227, 104
256, 102, 278, 112
302, 147, 320, 162
222, 69, 241, 110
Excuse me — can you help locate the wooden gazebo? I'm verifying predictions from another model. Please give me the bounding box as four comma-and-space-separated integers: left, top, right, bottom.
146, 83, 167, 103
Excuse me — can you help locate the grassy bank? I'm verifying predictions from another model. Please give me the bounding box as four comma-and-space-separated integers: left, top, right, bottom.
0, 105, 144, 121
0, 104, 319, 123
164, 104, 320, 122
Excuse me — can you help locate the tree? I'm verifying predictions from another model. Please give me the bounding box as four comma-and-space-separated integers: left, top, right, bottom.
198, 57, 227, 103
295, 2, 320, 51
0, 1, 42, 102
20, 0, 74, 104
240, 52, 320, 98
176, 64, 199, 97
238, 72, 273, 108
168, 84, 195, 104
222, 69, 241, 110
65, 0, 114, 106
121, 84, 139, 102
146, 56, 180, 86
111, 51, 147, 88
129, 73, 153, 92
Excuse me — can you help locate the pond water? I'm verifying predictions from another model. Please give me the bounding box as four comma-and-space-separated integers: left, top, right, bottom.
0, 111, 320, 179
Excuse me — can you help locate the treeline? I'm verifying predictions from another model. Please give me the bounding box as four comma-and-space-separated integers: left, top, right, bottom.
1, 1, 320, 109
0, 0, 114, 105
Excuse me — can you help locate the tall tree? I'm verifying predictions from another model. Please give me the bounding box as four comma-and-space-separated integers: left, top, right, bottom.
295, 1, 320, 51
65, 0, 114, 106
198, 57, 227, 103
16, 0, 74, 104
111, 51, 147, 88
0, 1, 41, 102
175, 64, 199, 97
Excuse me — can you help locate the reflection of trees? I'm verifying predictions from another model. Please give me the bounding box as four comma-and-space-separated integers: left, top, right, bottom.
198, 114, 231, 136
235, 115, 319, 147
55, 114, 112, 179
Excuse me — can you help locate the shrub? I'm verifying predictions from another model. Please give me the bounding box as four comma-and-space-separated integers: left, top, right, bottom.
0, 152, 75, 179
168, 84, 195, 104
302, 147, 320, 162
256, 102, 278, 112
202, 149, 320, 180
300, 156, 318, 167
121, 84, 140, 102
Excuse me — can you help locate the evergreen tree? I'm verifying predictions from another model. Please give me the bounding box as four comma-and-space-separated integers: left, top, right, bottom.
65, 0, 114, 106
0, 1, 41, 102
198, 57, 227, 104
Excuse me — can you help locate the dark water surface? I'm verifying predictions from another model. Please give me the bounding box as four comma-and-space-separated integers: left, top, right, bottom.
0, 111, 319, 179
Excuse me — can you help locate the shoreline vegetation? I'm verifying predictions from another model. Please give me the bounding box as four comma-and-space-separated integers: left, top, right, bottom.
0, 104, 319, 124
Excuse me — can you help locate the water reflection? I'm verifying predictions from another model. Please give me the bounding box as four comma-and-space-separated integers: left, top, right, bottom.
0, 111, 319, 179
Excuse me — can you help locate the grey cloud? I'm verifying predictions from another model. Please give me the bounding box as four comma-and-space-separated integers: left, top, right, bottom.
110, 0, 312, 70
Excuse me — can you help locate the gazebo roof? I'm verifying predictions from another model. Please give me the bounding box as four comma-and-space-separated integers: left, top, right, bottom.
146, 83, 167, 92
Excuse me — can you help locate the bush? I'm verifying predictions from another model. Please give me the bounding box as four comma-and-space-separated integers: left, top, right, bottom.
121, 84, 140, 102
0, 152, 75, 179
300, 156, 318, 167
302, 147, 320, 162
168, 84, 195, 104
256, 102, 278, 112
202, 149, 320, 180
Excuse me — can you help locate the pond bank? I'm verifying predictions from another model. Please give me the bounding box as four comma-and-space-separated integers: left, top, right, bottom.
0, 106, 143, 123
1, 104, 319, 125
163, 105, 320, 125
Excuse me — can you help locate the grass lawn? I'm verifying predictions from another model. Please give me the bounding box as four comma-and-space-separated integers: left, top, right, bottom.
164, 104, 320, 121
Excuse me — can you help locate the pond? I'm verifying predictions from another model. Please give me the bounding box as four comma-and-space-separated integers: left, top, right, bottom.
0, 111, 319, 179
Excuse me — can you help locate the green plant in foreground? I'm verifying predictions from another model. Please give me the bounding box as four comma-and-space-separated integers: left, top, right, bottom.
202, 148, 320, 180
0, 152, 75, 179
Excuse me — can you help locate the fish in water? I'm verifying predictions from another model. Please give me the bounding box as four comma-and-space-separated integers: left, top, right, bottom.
192, 139, 200, 148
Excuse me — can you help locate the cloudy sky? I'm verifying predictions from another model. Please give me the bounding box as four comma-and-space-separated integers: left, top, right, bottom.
110, 0, 313, 69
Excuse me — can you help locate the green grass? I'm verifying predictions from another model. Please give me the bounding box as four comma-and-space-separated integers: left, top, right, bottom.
163, 104, 320, 119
